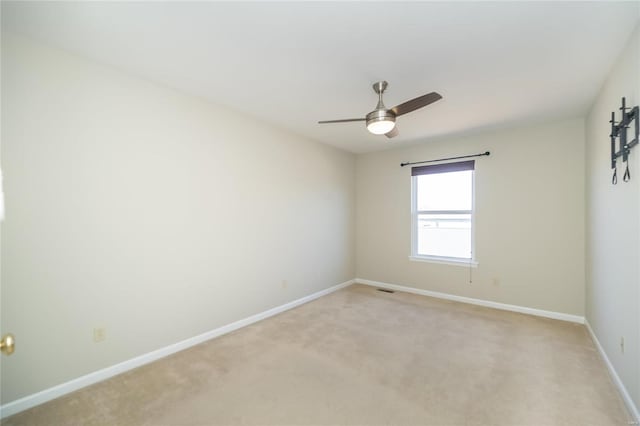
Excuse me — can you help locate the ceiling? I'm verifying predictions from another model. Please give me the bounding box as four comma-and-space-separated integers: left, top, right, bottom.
3, 2, 639, 153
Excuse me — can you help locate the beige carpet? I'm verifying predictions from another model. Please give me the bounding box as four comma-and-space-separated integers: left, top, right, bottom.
2, 284, 631, 426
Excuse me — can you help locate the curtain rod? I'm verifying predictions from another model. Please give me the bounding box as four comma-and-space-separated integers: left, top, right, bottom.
400, 151, 490, 167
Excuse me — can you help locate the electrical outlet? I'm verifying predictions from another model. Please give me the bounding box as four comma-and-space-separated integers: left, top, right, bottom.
620, 337, 625, 354
281, 280, 288, 289
93, 328, 106, 343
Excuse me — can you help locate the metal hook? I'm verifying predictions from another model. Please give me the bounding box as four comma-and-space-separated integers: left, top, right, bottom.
623, 164, 630, 182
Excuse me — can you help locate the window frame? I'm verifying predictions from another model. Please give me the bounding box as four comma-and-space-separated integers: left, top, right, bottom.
410, 166, 478, 267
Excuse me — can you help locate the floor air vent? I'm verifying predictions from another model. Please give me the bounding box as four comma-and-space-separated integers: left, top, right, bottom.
377, 288, 395, 293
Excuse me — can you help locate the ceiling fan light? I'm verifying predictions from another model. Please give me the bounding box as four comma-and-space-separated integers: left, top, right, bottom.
367, 119, 396, 135
366, 110, 396, 135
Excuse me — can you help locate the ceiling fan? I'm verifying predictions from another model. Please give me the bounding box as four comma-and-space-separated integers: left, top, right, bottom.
318, 81, 442, 138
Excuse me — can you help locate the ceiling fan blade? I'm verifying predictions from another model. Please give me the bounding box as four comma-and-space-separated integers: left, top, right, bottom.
318, 118, 366, 124
385, 127, 399, 138
391, 92, 442, 117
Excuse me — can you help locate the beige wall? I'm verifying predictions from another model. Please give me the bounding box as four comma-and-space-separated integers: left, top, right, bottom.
356, 119, 586, 316
0, 35, 356, 404
585, 24, 640, 411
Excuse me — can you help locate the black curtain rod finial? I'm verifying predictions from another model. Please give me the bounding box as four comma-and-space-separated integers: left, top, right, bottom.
400, 151, 490, 167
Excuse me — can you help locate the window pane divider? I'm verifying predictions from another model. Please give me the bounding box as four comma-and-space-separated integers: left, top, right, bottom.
416, 210, 472, 214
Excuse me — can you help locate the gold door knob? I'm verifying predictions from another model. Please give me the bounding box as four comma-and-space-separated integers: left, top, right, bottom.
0, 333, 15, 355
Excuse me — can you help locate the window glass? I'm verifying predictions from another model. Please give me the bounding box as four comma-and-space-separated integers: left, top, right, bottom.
416, 171, 473, 211
412, 166, 474, 261
417, 213, 471, 258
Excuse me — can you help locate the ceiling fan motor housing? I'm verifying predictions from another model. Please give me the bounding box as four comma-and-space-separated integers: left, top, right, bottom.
366, 109, 396, 134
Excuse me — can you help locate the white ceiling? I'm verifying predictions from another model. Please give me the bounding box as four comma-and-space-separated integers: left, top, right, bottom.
3, 2, 639, 153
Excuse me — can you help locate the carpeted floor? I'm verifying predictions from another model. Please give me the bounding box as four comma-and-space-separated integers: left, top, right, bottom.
2, 284, 631, 425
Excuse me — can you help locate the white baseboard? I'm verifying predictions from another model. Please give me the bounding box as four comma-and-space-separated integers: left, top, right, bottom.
356, 278, 585, 324
585, 320, 640, 422
0, 279, 355, 419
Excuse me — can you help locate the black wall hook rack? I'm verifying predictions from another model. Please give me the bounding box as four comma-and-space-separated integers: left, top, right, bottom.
610, 97, 639, 184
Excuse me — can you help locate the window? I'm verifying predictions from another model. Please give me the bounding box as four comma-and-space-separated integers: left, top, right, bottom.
411, 160, 475, 265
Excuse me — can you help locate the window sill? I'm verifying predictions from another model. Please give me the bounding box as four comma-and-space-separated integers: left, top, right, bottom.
409, 255, 479, 268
